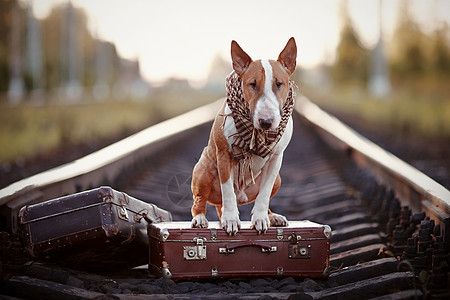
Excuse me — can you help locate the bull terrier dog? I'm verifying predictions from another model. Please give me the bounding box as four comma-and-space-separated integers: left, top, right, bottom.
191, 37, 297, 235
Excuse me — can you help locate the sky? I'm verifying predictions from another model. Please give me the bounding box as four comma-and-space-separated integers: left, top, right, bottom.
32, 0, 450, 85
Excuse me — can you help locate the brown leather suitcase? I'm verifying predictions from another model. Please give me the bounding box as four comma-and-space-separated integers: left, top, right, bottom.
19, 186, 172, 272
148, 221, 331, 279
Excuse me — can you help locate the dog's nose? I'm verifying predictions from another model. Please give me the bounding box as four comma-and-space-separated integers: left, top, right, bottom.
259, 118, 273, 130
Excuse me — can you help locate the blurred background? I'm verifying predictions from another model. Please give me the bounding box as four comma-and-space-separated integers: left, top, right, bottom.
0, 0, 449, 189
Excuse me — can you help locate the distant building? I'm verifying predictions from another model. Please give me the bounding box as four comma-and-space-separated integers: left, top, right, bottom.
205, 53, 232, 93
368, 37, 391, 99
113, 58, 150, 100
299, 65, 333, 93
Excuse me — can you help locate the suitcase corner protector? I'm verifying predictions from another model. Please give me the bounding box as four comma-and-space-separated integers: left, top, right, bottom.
18, 206, 28, 224
323, 266, 332, 278
98, 186, 114, 202
323, 225, 332, 239
159, 228, 170, 241
24, 244, 37, 258
161, 261, 172, 279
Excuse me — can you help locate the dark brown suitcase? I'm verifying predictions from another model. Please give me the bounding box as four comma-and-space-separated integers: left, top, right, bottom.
148, 221, 331, 279
19, 186, 172, 272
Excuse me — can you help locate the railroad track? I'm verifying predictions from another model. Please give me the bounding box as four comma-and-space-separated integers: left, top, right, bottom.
0, 96, 449, 299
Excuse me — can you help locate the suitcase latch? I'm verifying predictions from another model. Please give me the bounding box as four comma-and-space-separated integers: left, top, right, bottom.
288, 233, 302, 243
288, 233, 311, 259
183, 237, 207, 260
117, 205, 129, 221
277, 228, 283, 240
210, 228, 217, 241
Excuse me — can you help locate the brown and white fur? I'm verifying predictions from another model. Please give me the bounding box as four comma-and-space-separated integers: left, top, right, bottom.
191, 38, 297, 235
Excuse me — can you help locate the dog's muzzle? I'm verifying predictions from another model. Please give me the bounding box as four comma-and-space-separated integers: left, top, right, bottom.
259, 118, 273, 130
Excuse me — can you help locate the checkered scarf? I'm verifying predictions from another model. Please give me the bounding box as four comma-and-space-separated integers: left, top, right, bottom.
224, 71, 296, 187
225, 71, 295, 160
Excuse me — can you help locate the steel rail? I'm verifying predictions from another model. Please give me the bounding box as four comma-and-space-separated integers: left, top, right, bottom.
296, 95, 450, 231
0, 100, 223, 203
0, 99, 222, 231
1, 96, 449, 234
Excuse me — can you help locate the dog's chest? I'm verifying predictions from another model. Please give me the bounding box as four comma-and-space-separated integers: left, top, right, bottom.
239, 153, 270, 180
222, 103, 292, 185
222, 104, 268, 176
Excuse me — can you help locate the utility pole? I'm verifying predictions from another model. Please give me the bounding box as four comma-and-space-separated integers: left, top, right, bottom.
8, 0, 24, 104
93, 25, 110, 101
61, 1, 83, 101
368, 0, 391, 99
26, 1, 45, 100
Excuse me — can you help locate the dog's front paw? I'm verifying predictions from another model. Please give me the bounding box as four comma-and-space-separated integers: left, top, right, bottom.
191, 213, 209, 228
269, 212, 288, 227
221, 209, 241, 236
251, 210, 270, 234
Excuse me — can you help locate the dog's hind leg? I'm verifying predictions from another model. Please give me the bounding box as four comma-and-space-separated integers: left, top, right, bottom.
268, 209, 288, 226
270, 173, 281, 198
215, 205, 223, 219
191, 195, 209, 228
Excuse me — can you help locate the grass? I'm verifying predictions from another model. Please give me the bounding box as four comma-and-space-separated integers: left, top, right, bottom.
0, 88, 220, 164
2, 80, 448, 165
301, 80, 450, 140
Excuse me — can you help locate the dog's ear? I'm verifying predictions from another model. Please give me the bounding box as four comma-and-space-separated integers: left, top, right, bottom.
277, 37, 297, 75
231, 40, 253, 76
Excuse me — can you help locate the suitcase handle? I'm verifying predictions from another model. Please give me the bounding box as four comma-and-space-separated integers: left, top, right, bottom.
220, 241, 277, 254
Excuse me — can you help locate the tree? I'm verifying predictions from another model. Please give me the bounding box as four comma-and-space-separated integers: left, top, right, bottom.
332, 0, 369, 84
0, 0, 13, 93
429, 24, 450, 77
1, 1, 142, 100
389, 0, 427, 79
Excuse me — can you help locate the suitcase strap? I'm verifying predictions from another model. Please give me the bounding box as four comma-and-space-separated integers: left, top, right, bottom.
219, 241, 278, 254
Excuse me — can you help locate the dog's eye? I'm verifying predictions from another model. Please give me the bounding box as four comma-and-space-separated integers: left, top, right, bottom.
249, 82, 257, 90
275, 81, 283, 89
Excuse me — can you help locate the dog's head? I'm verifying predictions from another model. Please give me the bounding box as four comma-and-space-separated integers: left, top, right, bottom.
231, 38, 297, 131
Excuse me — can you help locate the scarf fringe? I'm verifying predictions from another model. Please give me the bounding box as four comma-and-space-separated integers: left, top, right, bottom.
219, 113, 232, 130
238, 156, 255, 190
